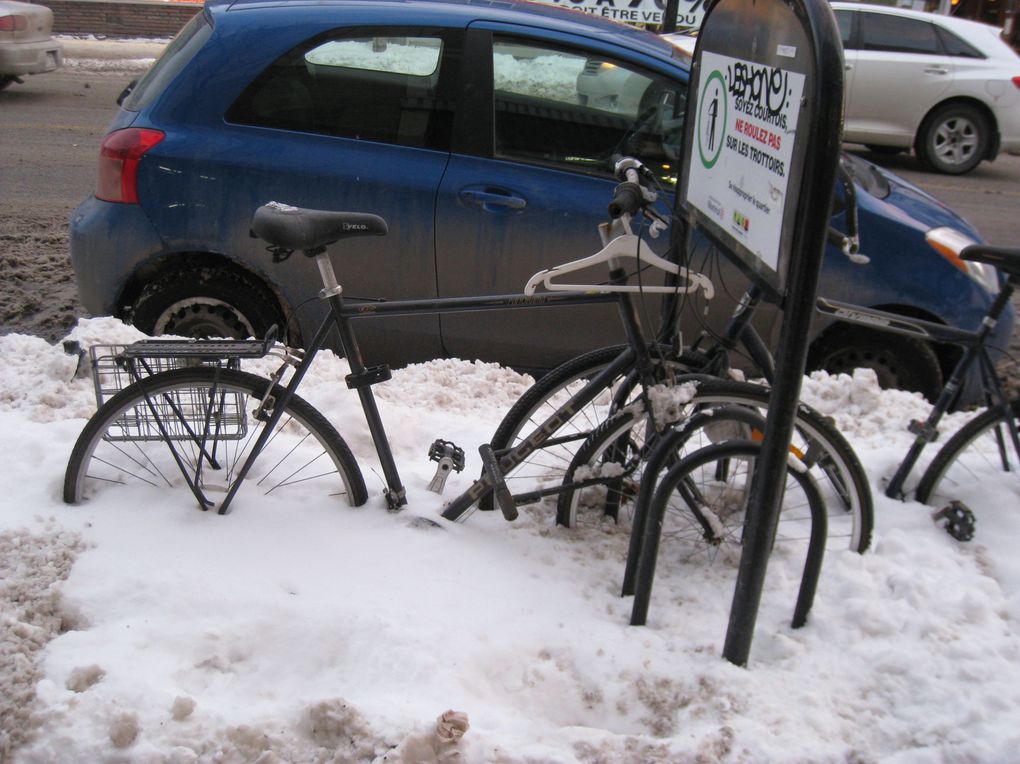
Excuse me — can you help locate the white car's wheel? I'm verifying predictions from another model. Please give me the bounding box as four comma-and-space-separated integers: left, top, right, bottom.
916, 103, 989, 175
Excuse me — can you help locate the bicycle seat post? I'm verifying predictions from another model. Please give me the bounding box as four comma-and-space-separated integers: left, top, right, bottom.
315, 247, 407, 510
313, 248, 343, 299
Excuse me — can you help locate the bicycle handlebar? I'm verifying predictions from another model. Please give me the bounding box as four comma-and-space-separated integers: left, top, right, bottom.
608, 181, 645, 218
608, 157, 658, 220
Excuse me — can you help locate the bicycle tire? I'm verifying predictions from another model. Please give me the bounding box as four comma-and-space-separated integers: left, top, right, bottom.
686, 380, 872, 553
64, 367, 368, 510
485, 343, 686, 511
914, 397, 1020, 509
557, 378, 873, 553
484, 345, 634, 511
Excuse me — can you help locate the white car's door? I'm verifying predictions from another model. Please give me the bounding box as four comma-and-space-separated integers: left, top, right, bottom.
841, 10, 954, 143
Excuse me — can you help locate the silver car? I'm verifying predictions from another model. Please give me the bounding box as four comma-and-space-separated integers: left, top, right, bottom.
0, 0, 62, 90
833, 2, 1020, 174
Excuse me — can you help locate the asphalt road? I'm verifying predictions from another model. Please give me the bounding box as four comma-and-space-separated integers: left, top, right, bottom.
0, 70, 128, 211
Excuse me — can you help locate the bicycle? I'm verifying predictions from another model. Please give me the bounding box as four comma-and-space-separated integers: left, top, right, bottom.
61, 159, 698, 515
63, 158, 864, 559
482, 161, 874, 554
815, 237, 1020, 540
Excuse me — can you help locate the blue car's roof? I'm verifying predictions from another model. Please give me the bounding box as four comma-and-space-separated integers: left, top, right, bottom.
205, 0, 679, 63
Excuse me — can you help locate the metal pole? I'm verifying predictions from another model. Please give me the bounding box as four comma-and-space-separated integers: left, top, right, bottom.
662, 0, 680, 32
721, 0, 845, 667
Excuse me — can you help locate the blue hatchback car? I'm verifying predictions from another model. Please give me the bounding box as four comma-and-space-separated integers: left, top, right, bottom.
69, 0, 1012, 406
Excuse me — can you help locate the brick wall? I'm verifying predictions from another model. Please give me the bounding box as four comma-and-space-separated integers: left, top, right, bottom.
36, 0, 201, 38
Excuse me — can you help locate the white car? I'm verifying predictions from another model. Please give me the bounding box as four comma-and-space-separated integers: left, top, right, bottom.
832, 2, 1020, 174
666, 8, 1020, 174
0, 0, 62, 91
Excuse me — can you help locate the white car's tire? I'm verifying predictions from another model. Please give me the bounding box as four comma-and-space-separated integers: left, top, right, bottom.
915, 103, 989, 175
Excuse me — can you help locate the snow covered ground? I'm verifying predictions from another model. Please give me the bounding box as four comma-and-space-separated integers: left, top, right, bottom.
1, 317, 1019, 762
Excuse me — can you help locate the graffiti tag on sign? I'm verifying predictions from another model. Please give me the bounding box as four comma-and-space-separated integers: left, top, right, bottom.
687, 51, 805, 271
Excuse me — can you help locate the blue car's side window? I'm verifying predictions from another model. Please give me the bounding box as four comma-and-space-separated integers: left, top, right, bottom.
491, 36, 685, 188
227, 32, 454, 150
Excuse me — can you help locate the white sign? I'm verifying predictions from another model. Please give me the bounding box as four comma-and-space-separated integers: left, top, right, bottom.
686, 51, 805, 271
531, 0, 708, 29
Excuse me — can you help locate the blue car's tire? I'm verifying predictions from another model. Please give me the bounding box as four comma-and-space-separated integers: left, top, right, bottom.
130, 266, 283, 342
809, 326, 943, 402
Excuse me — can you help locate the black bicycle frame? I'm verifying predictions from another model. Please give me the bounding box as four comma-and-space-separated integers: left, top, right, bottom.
817, 285, 1020, 499
212, 263, 674, 518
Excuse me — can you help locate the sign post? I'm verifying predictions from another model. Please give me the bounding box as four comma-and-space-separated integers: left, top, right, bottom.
676, 0, 845, 666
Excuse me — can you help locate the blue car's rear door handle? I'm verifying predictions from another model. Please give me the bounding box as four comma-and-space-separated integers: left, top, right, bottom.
459, 187, 527, 212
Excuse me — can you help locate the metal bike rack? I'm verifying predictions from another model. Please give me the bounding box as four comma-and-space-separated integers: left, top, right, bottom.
624, 0, 846, 666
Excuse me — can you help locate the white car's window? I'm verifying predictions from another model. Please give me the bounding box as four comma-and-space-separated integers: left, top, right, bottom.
934, 27, 984, 59
492, 37, 685, 187
227, 34, 451, 150
858, 13, 939, 54
835, 10, 852, 48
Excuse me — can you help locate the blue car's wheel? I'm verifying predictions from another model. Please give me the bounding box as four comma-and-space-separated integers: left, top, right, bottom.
130, 265, 284, 342
809, 326, 943, 401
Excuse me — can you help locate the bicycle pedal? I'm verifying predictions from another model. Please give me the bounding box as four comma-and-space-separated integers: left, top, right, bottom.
932, 500, 976, 542
427, 439, 465, 494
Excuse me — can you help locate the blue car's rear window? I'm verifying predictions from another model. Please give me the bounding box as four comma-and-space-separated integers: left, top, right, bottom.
121, 13, 213, 113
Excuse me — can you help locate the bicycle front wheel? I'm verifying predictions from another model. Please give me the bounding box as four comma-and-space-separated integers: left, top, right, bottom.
645, 439, 827, 565
488, 344, 691, 511
64, 367, 368, 511
684, 380, 873, 553
557, 379, 873, 553
914, 398, 1020, 509
486, 345, 638, 510
629, 440, 826, 630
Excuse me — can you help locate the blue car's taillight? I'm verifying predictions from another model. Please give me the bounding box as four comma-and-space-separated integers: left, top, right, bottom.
96, 128, 165, 204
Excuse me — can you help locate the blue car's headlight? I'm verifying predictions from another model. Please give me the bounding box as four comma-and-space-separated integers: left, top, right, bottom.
925, 227, 1000, 295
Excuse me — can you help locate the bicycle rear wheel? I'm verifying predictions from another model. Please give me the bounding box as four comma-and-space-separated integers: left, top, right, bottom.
914, 398, 1020, 509
64, 367, 368, 511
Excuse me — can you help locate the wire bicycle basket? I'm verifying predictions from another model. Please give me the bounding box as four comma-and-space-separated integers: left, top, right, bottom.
88, 343, 248, 443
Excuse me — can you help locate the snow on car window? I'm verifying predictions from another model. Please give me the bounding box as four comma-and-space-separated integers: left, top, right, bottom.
305, 37, 442, 76
493, 48, 586, 104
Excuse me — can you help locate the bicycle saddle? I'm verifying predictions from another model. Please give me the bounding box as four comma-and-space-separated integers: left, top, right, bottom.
962, 244, 1020, 280
251, 203, 388, 253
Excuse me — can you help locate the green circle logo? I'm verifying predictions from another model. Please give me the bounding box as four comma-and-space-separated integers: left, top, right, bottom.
697, 70, 727, 169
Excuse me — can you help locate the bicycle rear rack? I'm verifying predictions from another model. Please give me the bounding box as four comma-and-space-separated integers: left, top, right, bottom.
87, 339, 273, 443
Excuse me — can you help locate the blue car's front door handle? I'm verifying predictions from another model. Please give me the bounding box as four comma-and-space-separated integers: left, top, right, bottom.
459, 187, 527, 212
